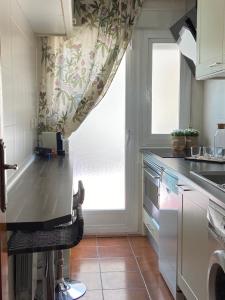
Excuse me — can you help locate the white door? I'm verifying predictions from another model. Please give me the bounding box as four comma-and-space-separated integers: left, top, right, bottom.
70, 51, 140, 235
0, 43, 9, 300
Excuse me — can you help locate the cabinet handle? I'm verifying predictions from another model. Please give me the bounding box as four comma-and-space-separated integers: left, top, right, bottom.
209, 62, 223, 67
176, 184, 192, 192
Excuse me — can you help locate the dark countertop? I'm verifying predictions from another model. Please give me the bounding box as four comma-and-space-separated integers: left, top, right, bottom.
6, 156, 74, 231
141, 148, 225, 204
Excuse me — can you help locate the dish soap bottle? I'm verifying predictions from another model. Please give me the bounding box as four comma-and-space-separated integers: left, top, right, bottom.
214, 123, 225, 158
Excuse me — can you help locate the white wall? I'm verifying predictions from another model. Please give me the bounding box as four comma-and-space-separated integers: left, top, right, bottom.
0, 0, 38, 185
185, 0, 204, 141
138, 0, 187, 29
190, 77, 204, 143
203, 80, 225, 146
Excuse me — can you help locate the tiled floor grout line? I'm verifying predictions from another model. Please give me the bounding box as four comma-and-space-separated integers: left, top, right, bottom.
127, 238, 152, 300
96, 240, 105, 299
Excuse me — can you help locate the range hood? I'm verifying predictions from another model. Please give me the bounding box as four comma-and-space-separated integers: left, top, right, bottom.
170, 7, 197, 75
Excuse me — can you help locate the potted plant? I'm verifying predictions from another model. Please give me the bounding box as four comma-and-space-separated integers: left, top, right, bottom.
171, 129, 186, 151
184, 128, 199, 149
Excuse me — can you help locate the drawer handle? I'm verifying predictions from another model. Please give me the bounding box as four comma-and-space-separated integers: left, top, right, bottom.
209, 62, 223, 67
144, 169, 160, 180
176, 184, 192, 192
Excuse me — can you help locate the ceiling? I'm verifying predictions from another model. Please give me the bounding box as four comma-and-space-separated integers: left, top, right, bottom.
17, 0, 73, 36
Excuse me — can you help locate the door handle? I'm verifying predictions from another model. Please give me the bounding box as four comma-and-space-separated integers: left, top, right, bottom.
0, 139, 17, 212
4, 164, 18, 170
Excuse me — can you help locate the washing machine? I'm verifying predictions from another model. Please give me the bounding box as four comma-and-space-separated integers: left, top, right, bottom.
207, 199, 225, 300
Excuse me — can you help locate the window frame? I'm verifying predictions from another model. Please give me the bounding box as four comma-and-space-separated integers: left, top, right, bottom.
140, 30, 191, 147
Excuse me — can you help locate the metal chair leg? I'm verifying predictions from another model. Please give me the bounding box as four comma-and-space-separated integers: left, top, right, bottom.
55, 250, 86, 300
55, 280, 86, 300
43, 251, 55, 300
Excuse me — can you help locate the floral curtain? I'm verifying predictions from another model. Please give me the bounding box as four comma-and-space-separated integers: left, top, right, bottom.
38, 0, 143, 137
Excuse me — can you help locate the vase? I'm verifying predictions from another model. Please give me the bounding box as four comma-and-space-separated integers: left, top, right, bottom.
171, 136, 186, 151
185, 136, 198, 149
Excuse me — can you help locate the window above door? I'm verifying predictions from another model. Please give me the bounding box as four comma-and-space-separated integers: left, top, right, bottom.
151, 42, 180, 135
139, 31, 192, 147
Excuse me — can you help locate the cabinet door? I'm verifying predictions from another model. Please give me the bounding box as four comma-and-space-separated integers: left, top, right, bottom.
196, 0, 225, 79
178, 190, 208, 300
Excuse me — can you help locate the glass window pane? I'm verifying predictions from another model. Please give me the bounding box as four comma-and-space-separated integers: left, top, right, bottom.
151, 43, 180, 134
69, 56, 125, 210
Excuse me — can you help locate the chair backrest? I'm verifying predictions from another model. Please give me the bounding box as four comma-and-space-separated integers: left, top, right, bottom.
78, 180, 85, 204
73, 180, 85, 209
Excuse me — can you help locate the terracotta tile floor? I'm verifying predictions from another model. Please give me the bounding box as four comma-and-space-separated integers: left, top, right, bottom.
70, 236, 174, 300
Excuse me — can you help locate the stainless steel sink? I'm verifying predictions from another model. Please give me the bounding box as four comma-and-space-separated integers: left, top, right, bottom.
190, 171, 225, 191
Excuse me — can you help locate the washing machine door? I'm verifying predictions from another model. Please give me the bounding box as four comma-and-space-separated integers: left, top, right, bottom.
208, 250, 225, 300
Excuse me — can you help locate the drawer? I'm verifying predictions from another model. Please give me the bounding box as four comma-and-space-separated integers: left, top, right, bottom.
143, 208, 159, 245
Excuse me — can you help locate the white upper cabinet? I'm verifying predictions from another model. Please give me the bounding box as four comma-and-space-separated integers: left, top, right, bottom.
196, 0, 225, 79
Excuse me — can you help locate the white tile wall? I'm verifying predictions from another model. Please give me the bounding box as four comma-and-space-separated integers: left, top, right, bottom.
0, 0, 38, 184
203, 80, 225, 146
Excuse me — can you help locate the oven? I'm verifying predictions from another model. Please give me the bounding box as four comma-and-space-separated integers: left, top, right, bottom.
143, 159, 163, 251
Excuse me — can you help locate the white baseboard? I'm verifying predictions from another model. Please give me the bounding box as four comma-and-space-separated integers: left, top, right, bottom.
84, 224, 141, 236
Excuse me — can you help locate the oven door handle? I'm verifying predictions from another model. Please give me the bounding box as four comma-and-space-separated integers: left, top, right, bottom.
144, 168, 160, 181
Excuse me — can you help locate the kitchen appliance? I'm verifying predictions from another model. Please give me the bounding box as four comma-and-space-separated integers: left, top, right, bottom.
170, 6, 197, 75
143, 157, 163, 252
207, 200, 225, 300
159, 170, 182, 299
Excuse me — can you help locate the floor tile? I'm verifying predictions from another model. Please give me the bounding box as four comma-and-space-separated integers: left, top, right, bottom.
136, 256, 159, 272
142, 271, 173, 299
100, 257, 138, 272
71, 246, 98, 259
103, 288, 150, 300
79, 290, 103, 300
98, 246, 132, 258
132, 246, 156, 259
97, 237, 129, 247
79, 237, 97, 247
142, 270, 162, 288
70, 258, 100, 273
129, 236, 151, 248
101, 271, 145, 289
70, 272, 102, 290
148, 286, 174, 300
70, 236, 175, 300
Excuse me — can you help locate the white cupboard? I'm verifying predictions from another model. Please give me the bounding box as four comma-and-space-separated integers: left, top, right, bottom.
177, 189, 208, 300
196, 0, 225, 79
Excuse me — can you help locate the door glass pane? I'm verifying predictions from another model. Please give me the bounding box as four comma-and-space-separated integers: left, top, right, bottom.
69, 56, 125, 210
151, 43, 180, 134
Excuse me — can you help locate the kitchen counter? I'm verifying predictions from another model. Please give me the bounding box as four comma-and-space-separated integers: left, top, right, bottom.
141, 148, 225, 204
6, 156, 74, 231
